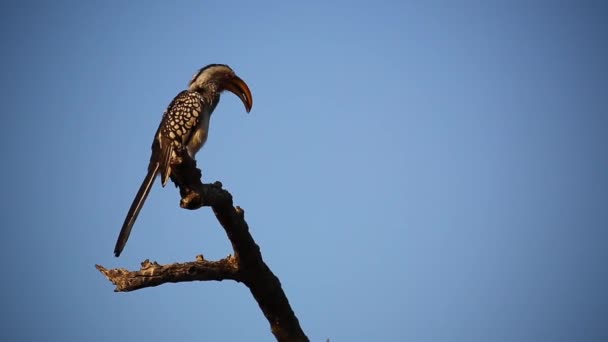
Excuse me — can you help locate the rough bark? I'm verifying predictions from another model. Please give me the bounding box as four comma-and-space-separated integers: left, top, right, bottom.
96, 151, 308, 342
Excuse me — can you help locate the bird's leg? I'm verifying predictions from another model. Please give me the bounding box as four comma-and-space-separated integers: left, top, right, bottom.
170, 148, 185, 166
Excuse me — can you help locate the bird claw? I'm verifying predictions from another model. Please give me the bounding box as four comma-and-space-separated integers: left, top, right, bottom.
170, 155, 183, 166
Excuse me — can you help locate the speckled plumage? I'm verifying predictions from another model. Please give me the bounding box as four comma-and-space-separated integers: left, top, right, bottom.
155, 90, 218, 186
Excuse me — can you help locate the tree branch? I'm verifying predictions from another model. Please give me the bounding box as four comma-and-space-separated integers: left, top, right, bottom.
97, 152, 308, 342
95, 256, 240, 292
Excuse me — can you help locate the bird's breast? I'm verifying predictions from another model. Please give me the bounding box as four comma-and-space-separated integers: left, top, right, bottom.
187, 109, 212, 158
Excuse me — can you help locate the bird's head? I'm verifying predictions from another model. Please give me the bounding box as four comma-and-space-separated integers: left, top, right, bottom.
188, 64, 253, 113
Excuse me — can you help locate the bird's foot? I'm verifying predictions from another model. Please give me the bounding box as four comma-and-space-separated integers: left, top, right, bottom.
170, 155, 183, 166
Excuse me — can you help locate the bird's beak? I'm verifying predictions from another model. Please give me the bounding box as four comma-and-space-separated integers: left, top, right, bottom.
225, 75, 253, 113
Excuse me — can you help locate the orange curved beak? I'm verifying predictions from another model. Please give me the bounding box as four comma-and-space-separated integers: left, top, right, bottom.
225, 75, 253, 113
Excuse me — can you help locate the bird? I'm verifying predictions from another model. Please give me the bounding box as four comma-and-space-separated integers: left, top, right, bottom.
114, 64, 253, 257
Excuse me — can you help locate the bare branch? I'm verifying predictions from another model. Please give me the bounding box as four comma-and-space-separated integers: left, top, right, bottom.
95, 256, 240, 292
97, 151, 309, 342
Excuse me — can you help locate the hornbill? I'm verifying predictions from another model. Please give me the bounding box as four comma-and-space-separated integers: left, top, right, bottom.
114, 64, 253, 257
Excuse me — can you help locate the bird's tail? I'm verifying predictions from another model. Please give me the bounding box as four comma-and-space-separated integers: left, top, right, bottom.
114, 162, 160, 257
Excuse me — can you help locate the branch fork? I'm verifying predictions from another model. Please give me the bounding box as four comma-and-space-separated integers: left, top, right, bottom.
96, 151, 308, 342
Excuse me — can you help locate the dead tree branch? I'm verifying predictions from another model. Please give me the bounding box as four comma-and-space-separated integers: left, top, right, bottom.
95, 256, 239, 291
96, 151, 308, 342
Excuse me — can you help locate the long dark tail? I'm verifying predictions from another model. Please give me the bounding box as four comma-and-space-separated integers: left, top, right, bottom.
114, 162, 159, 257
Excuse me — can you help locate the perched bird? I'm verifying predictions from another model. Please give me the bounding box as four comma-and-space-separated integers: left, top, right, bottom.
114, 64, 253, 257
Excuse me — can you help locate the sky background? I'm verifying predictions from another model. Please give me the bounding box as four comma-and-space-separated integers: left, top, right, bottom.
0, 1, 606, 341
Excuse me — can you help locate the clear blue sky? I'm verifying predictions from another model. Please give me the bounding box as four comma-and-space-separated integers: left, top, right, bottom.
1, 1, 606, 341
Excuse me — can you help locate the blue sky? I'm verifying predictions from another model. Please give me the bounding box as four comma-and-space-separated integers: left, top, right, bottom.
1, 1, 607, 341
